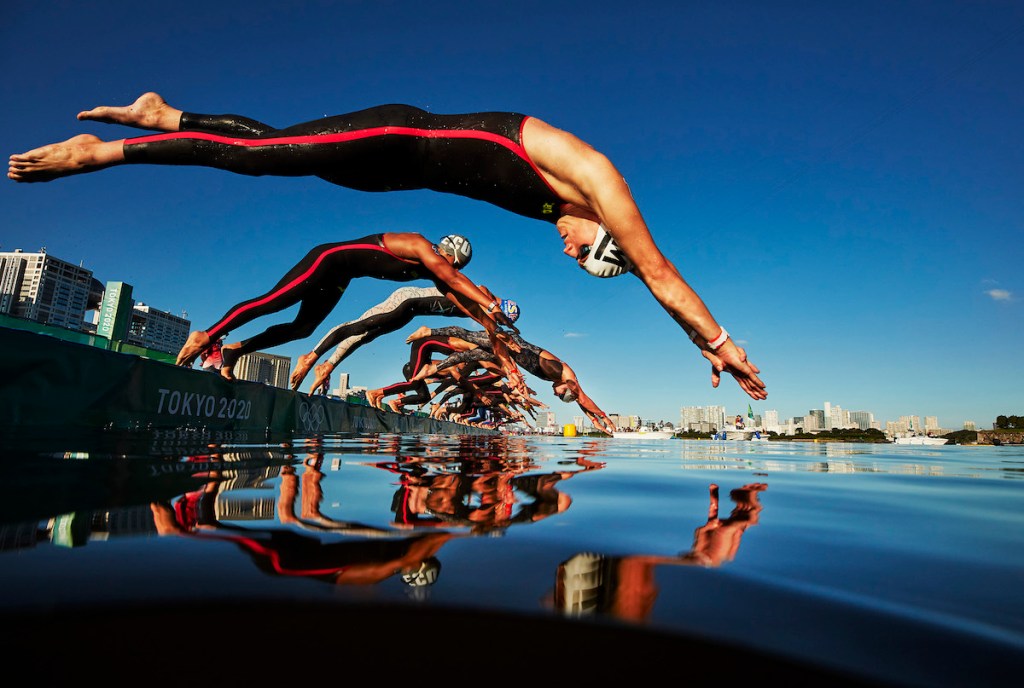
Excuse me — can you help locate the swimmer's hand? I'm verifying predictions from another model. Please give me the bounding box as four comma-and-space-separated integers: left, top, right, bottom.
702, 340, 766, 401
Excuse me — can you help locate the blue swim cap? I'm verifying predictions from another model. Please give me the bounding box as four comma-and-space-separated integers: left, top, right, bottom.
500, 299, 520, 323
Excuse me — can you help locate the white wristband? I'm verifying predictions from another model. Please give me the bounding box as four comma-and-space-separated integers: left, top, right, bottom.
707, 328, 729, 351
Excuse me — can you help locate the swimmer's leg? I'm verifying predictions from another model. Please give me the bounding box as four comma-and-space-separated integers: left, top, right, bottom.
290, 351, 321, 391
177, 331, 212, 367
77, 92, 183, 132
8, 134, 125, 183
405, 325, 432, 344
79, 91, 279, 137
219, 344, 243, 381
310, 362, 335, 396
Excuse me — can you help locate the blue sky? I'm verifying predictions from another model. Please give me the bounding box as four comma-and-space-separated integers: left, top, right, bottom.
3, 1, 1022, 429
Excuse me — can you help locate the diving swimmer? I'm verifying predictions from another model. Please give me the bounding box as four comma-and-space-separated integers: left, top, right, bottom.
9, 92, 766, 400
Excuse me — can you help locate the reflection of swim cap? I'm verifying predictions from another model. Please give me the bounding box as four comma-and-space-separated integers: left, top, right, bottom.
401, 557, 442, 587
500, 299, 520, 323
580, 224, 632, 278
438, 235, 473, 268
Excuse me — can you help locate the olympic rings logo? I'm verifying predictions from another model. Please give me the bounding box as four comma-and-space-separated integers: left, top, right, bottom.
298, 401, 326, 432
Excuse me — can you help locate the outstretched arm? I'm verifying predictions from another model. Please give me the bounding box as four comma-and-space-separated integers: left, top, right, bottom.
523, 119, 766, 401
385, 233, 525, 392
569, 381, 616, 435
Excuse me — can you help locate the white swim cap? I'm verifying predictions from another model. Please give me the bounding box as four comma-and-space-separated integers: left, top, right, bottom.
438, 234, 473, 268
401, 557, 441, 587
500, 299, 520, 323
580, 224, 633, 278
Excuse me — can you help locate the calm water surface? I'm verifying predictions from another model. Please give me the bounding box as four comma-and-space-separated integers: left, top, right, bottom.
2, 432, 1022, 685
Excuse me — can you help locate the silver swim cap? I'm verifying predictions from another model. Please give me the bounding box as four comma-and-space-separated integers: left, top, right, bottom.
401, 557, 441, 587
554, 382, 579, 403
580, 224, 632, 278
438, 234, 473, 268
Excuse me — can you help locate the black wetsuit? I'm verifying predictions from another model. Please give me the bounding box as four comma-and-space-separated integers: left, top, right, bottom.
124, 105, 564, 223
428, 326, 554, 380
208, 234, 436, 358
379, 336, 462, 405
312, 286, 461, 363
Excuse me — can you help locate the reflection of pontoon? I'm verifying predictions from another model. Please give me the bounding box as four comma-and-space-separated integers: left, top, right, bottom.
611, 428, 675, 440
894, 435, 949, 446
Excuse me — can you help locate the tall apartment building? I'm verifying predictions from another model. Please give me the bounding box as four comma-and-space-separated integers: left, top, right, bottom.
680, 405, 726, 432
331, 372, 350, 398
234, 352, 291, 389
126, 304, 190, 355
849, 410, 875, 430
0, 249, 102, 330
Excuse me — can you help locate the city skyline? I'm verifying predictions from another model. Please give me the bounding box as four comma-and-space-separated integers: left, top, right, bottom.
0, 243, 1000, 431
3, 2, 1021, 429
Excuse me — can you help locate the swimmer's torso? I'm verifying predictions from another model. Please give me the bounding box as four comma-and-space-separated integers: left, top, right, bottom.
311, 235, 432, 284
128, 105, 565, 223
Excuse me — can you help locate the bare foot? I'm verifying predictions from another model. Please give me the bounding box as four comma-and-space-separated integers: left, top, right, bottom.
220, 344, 242, 380
290, 351, 319, 390
365, 388, 385, 410
77, 91, 182, 132
410, 362, 436, 382
8, 134, 125, 183
176, 331, 212, 366
387, 397, 405, 414
405, 325, 432, 344
310, 363, 333, 396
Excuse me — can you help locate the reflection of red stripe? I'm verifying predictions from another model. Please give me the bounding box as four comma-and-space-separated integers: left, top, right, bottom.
195, 532, 343, 577
209, 242, 396, 336
128, 126, 529, 157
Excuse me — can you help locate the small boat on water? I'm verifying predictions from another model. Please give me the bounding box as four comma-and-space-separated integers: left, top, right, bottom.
611, 428, 676, 440
712, 411, 768, 441
712, 426, 768, 441
895, 435, 949, 446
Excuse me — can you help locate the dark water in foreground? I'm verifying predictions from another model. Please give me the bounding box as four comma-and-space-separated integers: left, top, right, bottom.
2, 432, 1022, 685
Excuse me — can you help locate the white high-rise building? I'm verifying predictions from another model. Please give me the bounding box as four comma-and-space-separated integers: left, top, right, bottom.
332, 372, 350, 398
126, 303, 190, 355
235, 352, 291, 389
849, 411, 874, 430
0, 249, 101, 330
680, 405, 726, 432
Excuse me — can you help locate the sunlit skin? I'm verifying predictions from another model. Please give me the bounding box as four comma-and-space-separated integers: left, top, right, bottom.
548, 482, 767, 622
9, 92, 766, 400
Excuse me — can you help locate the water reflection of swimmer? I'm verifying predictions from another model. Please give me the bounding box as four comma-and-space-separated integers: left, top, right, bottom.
8, 92, 766, 400
549, 483, 766, 622
150, 456, 460, 588
383, 455, 602, 534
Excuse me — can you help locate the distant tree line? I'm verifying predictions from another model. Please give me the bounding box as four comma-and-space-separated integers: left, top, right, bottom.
995, 415, 1024, 429
784, 427, 888, 443
944, 429, 978, 444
